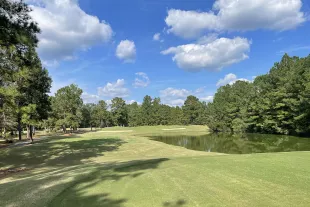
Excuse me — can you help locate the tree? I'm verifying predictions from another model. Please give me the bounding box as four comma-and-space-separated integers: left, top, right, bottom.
127, 102, 141, 127
206, 54, 310, 135
20, 104, 37, 142
183, 96, 201, 125
111, 97, 128, 127
0, 0, 51, 141
81, 103, 95, 129
93, 100, 109, 128
15, 50, 52, 140
52, 84, 83, 133
0, 0, 40, 48
0, 100, 17, 139
151, 98, 161, 125
141, 95, 152, 125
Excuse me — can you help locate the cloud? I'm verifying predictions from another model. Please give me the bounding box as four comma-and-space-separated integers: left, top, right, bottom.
160, 88, 191, 99
133, 72, 150, 88
81, 92, 100, 104
116, 40, 136, 63
195, 87, 206, 94
161, 37, 251, 72
28, 0, 113, 63
160, 87, 213, 106
106, 99, 112, 106
216, 73, 252, 87
126, 100, 140, 105
197, 33, 219, 44
160, 88, 191, 106
165, 0, 305, 38
98, 79, 130, 97
165, 9, 219, 39
153, 33, 164, 42
200, 96, 214, 103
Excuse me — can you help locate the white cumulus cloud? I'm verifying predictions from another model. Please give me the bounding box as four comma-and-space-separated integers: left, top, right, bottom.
81, 92, 100, 104
28, 0, 113, 63
153, 33, 164, 42
216, 73, 252, 87
133, 72, 150, 88
98, 79, 130, 97
165, 9, 219, 39
159, 87, 213, 106
197, 33, 219, 44
161, 37, 251, 72
200, 96, 214, 103
160, 88, 191, 106
126, 100, 140, 105
165, 0, 305, 38
116, 40, 136, 63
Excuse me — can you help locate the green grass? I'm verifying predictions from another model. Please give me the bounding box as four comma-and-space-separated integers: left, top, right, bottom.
1, 125, 310, 207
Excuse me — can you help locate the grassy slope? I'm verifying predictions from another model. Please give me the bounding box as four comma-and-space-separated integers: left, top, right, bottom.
0, 125, 310, 207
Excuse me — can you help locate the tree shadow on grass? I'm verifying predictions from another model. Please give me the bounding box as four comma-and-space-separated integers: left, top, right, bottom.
0, 155, 178, 207
0, 135, 126, 170
50, 192, 127, 207
48, 158, 170, 207
163, 199, 187, 207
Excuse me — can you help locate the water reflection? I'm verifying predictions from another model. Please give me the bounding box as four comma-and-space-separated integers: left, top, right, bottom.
150, 133, 310, 154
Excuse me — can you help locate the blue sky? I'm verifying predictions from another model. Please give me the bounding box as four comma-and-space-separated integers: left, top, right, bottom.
27, 0, 310, 106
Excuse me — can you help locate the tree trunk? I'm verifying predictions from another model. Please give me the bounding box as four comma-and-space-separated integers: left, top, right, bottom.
27, 125, 30, 139
62, 125, 66, 133
29, 125, 33, 143
3, 127, 6, 139
2, 112, 6, 139
32, 126, 35, 136
91, 125, 92, 131
17, 118, 22, 141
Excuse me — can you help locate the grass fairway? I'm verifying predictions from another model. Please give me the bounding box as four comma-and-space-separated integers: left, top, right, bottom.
1, 126, 310, 207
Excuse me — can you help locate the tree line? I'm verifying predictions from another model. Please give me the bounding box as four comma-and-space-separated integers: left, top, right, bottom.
206, 54, 310, 135
43, 90, 208, 132
42, 54, 310, 137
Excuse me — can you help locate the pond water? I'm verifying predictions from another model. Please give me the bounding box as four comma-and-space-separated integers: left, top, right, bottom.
151, 133, 310, 154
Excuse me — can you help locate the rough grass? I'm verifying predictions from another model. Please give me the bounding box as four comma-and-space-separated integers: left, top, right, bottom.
0, 125, 310, 207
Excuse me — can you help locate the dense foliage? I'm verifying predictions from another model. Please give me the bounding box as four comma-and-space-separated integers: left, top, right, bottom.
206, 54, 310, 135
0, 0, 51, 141
75, 95, 206, 129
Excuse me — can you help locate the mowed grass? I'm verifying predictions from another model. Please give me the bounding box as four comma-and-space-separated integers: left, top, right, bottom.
0, 125, 310, 207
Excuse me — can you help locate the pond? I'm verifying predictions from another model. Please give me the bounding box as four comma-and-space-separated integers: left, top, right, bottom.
150, 133, 310, 154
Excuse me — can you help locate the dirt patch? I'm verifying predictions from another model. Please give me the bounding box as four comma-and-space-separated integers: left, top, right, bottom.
64, 134, 72, 136
0, 167, 30, 179
0, 144, 9, 149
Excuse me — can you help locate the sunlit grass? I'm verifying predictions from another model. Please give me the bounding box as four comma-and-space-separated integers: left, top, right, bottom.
1, 125, 310, 207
